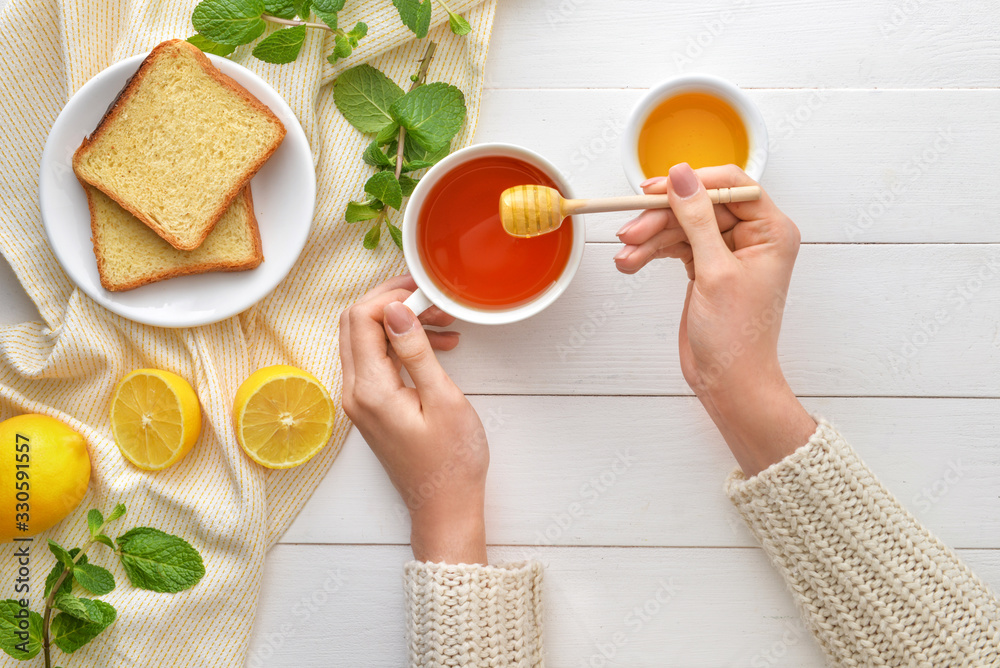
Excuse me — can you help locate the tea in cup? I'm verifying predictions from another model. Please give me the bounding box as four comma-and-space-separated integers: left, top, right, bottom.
402, 143, 585, 325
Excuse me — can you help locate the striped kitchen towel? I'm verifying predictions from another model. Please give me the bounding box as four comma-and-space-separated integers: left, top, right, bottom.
0, 0, 496, 664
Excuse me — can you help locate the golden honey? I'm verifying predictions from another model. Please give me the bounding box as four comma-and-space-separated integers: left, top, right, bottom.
637, 92, 749, 177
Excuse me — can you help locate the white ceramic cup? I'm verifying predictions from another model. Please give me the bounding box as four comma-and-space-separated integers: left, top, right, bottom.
402, 143, 585, 325
621, 73, 768, 193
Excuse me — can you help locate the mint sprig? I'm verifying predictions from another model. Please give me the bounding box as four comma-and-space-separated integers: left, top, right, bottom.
335, 42, 467, 249
0, 504, 205, 668
190, 0, 369, 64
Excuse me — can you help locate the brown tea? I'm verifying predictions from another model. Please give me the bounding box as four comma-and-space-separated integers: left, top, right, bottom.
417, 155, 574, 309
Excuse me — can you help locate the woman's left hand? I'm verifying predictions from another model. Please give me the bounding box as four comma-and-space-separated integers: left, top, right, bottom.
339, 275, 489, 564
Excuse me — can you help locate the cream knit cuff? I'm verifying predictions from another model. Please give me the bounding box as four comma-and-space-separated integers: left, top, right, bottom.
725, 419, 1000, 666
404, 560, 545, 667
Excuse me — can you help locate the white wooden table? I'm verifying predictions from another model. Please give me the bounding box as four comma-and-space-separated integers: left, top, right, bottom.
4, 1, 1000, 665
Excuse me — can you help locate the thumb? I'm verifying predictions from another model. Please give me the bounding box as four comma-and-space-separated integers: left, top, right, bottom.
384, 301, 454, 400
668, 163, 732, 270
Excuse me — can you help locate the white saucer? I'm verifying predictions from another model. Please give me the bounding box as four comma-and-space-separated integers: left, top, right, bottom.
38, 50, 315, 328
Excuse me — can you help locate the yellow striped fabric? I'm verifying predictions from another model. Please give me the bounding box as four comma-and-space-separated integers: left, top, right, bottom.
0, 0, 496, 665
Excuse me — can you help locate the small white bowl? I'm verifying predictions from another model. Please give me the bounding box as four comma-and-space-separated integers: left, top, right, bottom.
621, 74, 768, 193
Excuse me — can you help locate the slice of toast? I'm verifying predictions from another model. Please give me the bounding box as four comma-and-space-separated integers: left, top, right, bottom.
84, 183, 263, 292
73, 39, 285, 251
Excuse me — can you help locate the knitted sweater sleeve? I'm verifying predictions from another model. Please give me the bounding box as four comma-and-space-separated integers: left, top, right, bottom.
726, 419, 1000, 667
403, 560, 545, 667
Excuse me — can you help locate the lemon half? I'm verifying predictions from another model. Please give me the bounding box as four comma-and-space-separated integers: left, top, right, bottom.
233, 365, 335, 469
110, 369, 201, 471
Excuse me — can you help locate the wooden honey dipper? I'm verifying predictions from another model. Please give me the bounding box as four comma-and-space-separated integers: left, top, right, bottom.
500, 184, 762, 238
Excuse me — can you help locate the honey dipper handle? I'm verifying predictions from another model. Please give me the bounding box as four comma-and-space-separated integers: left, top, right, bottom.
563, 186, 762, 215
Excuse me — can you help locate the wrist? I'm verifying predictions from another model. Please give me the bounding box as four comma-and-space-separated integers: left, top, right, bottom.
409, 501, 487, 565
701, 377, 817, 477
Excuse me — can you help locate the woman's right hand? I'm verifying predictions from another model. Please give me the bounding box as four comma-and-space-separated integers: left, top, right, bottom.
615, 163, 817, 476
339, 275, 490, 564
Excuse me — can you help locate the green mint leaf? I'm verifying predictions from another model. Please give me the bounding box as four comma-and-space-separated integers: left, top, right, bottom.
331, 34, 352, 61
313, 0, 345, 12
50, 601, 116, 654
311, 0, 344, 28
345, 202, 382, 223
448, 12, 471, 35
363, 141, 395, 168
0, 600, 43, 660
403, 135, 450, 171
399, 174, 419, 197
390, 82, 466, 152
45, 562, 69, 598
375, 122, 400, 145
45, 549, 89, 598
392, 0, 432, 38
44, 549, 86, 599
363, 223, 382, 249
386, 221, 404, 250
192, 0, 266, 46
48, 540, 74, 568
53, 592, 105, 624
293, 0, 311, 19
365, 172, 403, 210
87, 509, 104, 537
252, 25, 306, 63
93, 534, 115, 549
263, 0, 297, 19
187, 34, 237, 56
73, 564, 116, 596
116, 528, 206, 593
106, 503, 127, 524
333, 64, 405, 134
348, 21, 368, 42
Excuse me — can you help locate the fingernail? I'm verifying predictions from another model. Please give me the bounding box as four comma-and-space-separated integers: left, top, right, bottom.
614, 245, 635, 262
384, 302, 416, 336
640, 176, 667, 188
668, 163, 699, 199
616, 218, 639, 237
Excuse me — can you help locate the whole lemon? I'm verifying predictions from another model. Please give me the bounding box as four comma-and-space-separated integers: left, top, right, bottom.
0, 414, 90, 542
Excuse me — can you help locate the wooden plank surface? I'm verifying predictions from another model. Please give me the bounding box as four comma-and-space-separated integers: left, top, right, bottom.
483, 0, 1000, 89
282, 396, 1000, 549
436, 244, 1000, 397
11, 243, 1000, 398
477, 90, 1000, 243
246, 544, 1000, 667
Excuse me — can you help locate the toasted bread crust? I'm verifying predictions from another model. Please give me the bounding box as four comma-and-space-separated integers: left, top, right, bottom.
73, 39, 286, 251
85, 182, 264, 292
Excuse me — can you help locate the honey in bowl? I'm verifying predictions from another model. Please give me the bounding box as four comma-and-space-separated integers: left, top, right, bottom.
417, 155, 574, 309
637, 92, 749, 177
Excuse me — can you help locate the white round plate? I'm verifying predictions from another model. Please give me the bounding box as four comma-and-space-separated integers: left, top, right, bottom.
39, 51, 315, 328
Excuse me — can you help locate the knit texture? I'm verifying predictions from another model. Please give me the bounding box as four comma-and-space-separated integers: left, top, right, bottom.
404, 561, 545, 667
726, 420, 1000, 667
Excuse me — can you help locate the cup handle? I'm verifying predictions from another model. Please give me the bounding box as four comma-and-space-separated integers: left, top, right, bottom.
403, 288, 433, 316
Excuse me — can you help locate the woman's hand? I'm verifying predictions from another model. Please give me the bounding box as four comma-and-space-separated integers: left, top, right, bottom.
616, 163, 816, 476
339, 275, 489, 564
